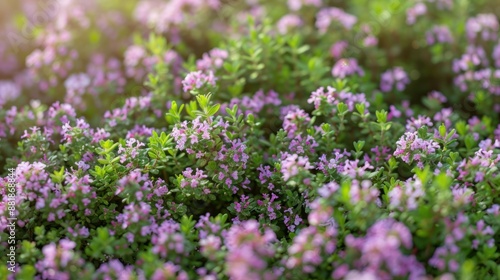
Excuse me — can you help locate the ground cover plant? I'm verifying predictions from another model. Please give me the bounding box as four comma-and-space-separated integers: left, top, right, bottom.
1, 0, 500, 279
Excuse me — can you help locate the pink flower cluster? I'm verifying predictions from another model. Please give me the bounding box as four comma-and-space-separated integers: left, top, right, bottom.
0, 81, 21, 108
280, 153, 313, 181
286, 225, 336, 273
287, 0, 322, 11
394, 131, 440, 168
389, 177, 425, 210
171, 117, 212, 151
331, 58, 364, 79
225, 89, 281, 116
277, 14, 303, 34
406, 2, 427, 25
341, 219, 425, 280
466, 13, 499, 42
35, 239, 84, 280
134, 0, 220, 33
181, 70, 217, 93
225, 220, 279, 280
307, 86, 369, 112
316, 7, 357, 33
380, 67, 410, 92
426, 25, 454, 45
196, 48, 229, 71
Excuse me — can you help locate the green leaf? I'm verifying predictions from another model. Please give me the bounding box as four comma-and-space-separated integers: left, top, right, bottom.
246, 113, 255, 124
355, 103, 365, 115
439, 123, 446, 138
337, 102, 348, 116
354, 140, 365, 152
206, 161, 217, 171
435, 172, 451, 190
456, 120, 468, 136
89, 29, 101, 45
376, 110, 387, 123
208, 104, 221, 116
296, 45, 310, 54
196, 94, 210, 109
464, 134, 476, 150
16, 265, 36, 280
388, 157, 398, 170
50, 166, 65, 184
461, 259, 475, 280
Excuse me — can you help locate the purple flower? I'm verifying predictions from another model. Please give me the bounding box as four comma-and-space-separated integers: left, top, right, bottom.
282, 107, 311, 138
466, 14, 499, 42
123, 45, 159, 81
433, 0, 453, 10
428, 91, 448, 103
0, 80, 21, 108
152, 230, 186, 258
344, 270, 378, 280
331, 58, 364, 79
426, 25, 453, 45
181, 70, 217, 93
406, 115, 433, 132
394, 131, 440, 166
277, 14, 303, 34
134, 0, 220, 33
452, 46, 488, 73
180, 168, 208, 188
64, 73, 90, 93
363, 35, 378, 47
389, 178, 425, 210
286, 225, 336, 273
330, 41, 348, 59
225, 89, 281, 116
152, 262, 189, 280
345, 219, 425, 279
281, 153, 313, 181
487, 204, 500, 216
380, 67, 410, 92
36, 239, 83, 279
308, 200, 334, 225
196, 48, 228, 71
225, 220, 277, 280
406, 2, 427, 25
308, 86, 336, 109
349, 179, 379, 205
493, 42, 500, 68
288, 0, 322, 11
316, 7, 357, 33
96, 260, 135, 279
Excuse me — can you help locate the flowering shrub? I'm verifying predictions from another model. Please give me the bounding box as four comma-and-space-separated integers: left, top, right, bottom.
1, 0, 500, 279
